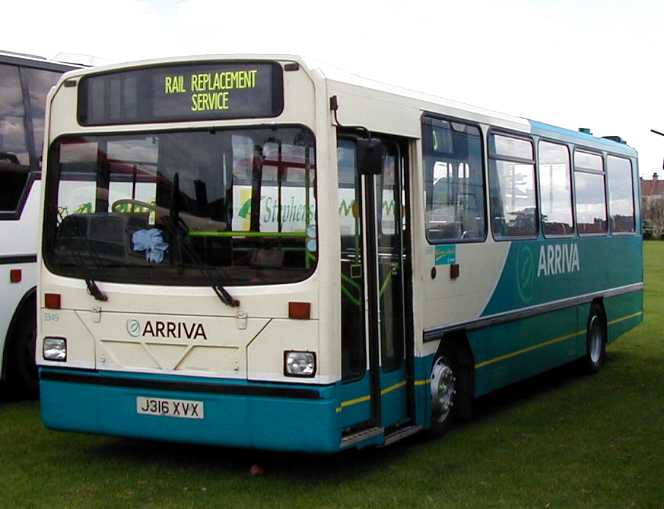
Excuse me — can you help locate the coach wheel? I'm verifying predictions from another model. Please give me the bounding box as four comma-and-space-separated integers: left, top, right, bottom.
583, 305, 606, 374
430, 355, 456, 435
7, 303, 38, 399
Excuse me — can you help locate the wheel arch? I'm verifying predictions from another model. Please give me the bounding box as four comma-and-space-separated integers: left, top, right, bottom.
2, 286, 37, 381
432, 330, 475, 420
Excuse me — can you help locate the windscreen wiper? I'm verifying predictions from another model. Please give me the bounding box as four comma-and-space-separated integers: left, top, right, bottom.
84, 277, 108, 301
82, 235, 110, 301
63, 236, 108, 302
167, 173, 239, 308
167, 216, 239, 308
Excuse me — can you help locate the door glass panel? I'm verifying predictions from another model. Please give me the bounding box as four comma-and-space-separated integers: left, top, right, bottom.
376, 150, 404, 372
338, 139, 365, 380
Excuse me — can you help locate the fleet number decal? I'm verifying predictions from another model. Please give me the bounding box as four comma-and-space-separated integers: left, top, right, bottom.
136, 397, 204, 419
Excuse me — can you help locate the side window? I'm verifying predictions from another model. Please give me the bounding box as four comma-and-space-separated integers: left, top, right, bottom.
607, 156, 635, 233
422, 116, 485, 242
0, 64, 30, 213
488, 133, 537, 238
22, 67, 62, 168
574, 151, 607, 234
538, 141, 574, 236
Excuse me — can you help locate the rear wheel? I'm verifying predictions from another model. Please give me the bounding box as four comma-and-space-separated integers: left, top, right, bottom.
582, 304, 606, 374
7, 302, 38, 399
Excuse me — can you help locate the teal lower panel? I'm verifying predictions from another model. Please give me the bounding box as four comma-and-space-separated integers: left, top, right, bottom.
414, 355, 435, 429
335, 374, 372, 428
40, 370, 341, 453
380, 368, 407, 428
470, 293, 643, 397
471, 306, 582, 397
604, 290, 643, 343
334, 367, 427, 430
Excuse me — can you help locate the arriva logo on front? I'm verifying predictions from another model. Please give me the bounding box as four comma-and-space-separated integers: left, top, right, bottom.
537, 243, 580, 277
127, 319, 207, 340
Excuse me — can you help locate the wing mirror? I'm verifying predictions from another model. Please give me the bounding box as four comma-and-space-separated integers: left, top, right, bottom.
356, 138, 385, 175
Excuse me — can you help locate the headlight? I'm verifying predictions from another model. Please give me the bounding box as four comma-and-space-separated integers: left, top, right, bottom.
284, 351, 316, 377
43, 337, 67, 362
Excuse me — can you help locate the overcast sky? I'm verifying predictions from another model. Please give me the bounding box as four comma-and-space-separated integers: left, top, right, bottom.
4, 0, 663, 176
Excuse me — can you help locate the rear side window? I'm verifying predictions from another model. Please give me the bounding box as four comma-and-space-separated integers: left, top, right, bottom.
488, 133, 537, 238
538, 141, 574, 236
574, 151, 607, 234
607, 156, 635, 233
422, 116, 485, 242
0, 64, 30, 212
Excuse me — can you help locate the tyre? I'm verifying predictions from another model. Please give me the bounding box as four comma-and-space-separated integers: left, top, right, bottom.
429, 355, 457, 435
582, 303, 606, 374
7, 301, 38, 399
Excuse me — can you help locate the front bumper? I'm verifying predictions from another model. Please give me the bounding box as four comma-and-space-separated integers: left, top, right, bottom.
39, 368, 341, 453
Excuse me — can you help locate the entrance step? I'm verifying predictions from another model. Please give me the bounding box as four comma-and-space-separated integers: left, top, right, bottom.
340, 426, 384, 449
383, 425, 423, 446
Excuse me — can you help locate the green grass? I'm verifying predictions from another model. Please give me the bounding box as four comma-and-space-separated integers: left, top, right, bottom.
1, 243, 663, 509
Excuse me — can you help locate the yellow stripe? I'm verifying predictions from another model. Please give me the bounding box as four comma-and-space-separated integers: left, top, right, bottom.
608, 311, 642, 325
335, 394, 371, 413
475, 310, 643, 369
381, 380, 407, 396
336, 311, 643, 412
336, 379, 419, 413
475, 329, 586, 369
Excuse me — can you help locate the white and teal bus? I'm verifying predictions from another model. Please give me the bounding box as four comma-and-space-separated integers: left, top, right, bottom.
37, 55, 642, 452
0, 51, 77, 397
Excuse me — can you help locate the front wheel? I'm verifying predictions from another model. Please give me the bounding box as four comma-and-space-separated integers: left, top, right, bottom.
582, 304, 607, 374
429, 356, 456, 435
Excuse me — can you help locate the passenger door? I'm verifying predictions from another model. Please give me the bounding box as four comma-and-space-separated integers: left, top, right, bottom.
338, 135, 412, 431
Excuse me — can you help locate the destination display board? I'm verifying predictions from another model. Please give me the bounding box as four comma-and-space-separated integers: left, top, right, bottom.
78, 61, 283, 125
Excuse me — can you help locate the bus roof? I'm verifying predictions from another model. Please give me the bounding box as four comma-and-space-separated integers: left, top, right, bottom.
316, 59, 637, 157
528, 120, 637, 157
58, 53, 637, 157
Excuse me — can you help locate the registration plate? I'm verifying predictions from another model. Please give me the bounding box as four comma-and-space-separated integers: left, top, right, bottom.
136, 396, 204, 419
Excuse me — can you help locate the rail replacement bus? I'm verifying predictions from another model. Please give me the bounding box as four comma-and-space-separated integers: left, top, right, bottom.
37, 55, 642, 452
0, 51, 77, 397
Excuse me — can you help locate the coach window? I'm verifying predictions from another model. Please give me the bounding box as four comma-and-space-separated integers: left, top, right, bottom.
607, 155, 635, 233
22, 67, 62, 169
488, 133, 537, 238
0, 64, 30, 213
573, 150, 607, 234
538, 141, 574, 236
422, 116, 485, 242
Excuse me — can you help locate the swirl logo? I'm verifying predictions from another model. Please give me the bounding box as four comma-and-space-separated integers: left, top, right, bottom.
515, 245, 536, 304
127, 319, 142, 338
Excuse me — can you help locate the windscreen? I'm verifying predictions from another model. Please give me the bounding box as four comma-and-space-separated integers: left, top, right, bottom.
43, 126, 317, 286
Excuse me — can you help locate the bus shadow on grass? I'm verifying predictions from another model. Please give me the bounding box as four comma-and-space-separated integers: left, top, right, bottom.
90, 435, 411, 481
84, 353, 638, 479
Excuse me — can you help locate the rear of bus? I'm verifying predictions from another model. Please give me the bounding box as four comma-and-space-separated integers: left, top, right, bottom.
37, 56, 340, 452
